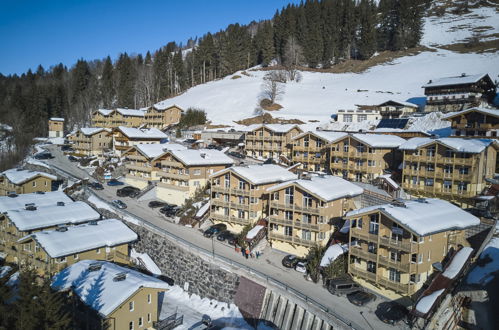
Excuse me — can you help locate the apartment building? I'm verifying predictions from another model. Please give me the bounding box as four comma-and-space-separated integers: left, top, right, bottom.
210, 164, 297, 232
17, 219, 136, 275
52, 260, 169, 330
371, 100, 418, 119
48, 117, 64, 137
91, 108, 146, 128
144, 104, 183, 129
423, 73, 496, 112
153, 149, 233, 205
336, 108, 381, 123
113, 126, 168, 156
330, 134, 406, 182
443, 107, 499, 139
267, 175, 363, 256
292, 131, 347, 172
68, 127, 112, 157
122, 143, 186, 190
244, 124, 303, 159
400, 137, 497, 206
0, 169, 56, 196
91, 109, 114, 127
345, 198, 479, 297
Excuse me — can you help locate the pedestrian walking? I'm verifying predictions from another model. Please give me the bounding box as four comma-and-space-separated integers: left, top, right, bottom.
256, 251, 260, 259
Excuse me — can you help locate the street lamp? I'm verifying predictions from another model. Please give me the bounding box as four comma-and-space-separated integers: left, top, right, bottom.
211, 236, 215, 259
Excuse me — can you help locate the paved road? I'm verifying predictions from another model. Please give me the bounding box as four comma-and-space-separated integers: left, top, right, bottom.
42, 145, 407, 330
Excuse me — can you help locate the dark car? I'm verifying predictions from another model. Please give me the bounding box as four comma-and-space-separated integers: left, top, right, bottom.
107, 179, 125, 186
347, 291, 376, 306
117, 186, 141, 198
375, 302, 409, 325
207, 144, 218, 150
228, 151, 245, 159
61, 145, 74, 152
263, 158, 277, 164
89, 182, 104, 190
282, 255, 301, 268
68, 155, 79, 162
111, 199, 127, 209
203, 224, 227, 238
326, 277, 361, 296
34, 152, 54, 160
159, 204, 176, 214
148, 200, 168, 208
216, 230, 236, 242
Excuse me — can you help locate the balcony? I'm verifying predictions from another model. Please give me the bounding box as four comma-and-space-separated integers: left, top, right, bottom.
210, 213, 251, 225
232, 188, 251, 196
211, 200, 230, 208
125, 154, 146, 161
269, 202, 320, 215
157, 170, 189, 181
268, 216, 329, 231
349, 247, 378, 262
230, 202, 250, 211
350, 228, 379, 242
349, 266, 377, 282
156, 182, 189, 191
211, 186, 226, 193
379, 236, 412, 252
377, 255, 411, 272
126, 164, 153, 172
160, 160, 181, 167
268, 232, 317, 247
377, 277, 410, 294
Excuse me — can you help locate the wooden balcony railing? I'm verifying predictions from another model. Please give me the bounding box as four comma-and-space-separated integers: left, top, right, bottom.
268, 232, 317, 247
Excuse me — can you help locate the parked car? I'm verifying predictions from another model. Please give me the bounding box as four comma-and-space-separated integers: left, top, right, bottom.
68, 155, 78, 162
375, 302, 409, 325
282, 255, 301, 268
34, 152, 54, 160
111, 200, 127, 209
228, 151, 245, 159
203, 224, 227, 238
326, 277, 361, 296
107, 179, 124, 186
163, 206, 180, 218
88, 182, 104, 190
295, 262, 307, 273
148, 200, 168, 208
61, 145, 74, 152
207, 144, 219, 150
216, 230, 236, 242
159, 204, 176, 214
117, 186, 140, 198
347, 291, 376, 306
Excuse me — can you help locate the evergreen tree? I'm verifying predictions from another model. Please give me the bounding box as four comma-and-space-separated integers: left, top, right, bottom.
37, 278, 72, 330
100, 55, 115, 107
357, 0, 377, 60
115, 53, 136, 108
14, 267, 43, 330
255, 21, 275, 66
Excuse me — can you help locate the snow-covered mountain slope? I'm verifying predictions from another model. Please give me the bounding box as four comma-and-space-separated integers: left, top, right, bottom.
155, 3, 499, 126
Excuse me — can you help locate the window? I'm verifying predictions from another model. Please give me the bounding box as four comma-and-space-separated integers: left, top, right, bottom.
302, 214, 311, 223
428, 250, 431, 261
285, 187, 294, 205
410, 274, 421, 283
444, 165, 453, 174
367, 261, 376, 273
390, 251, 401, 262
426, 146, 435, 157
193, 181, 200, 187
304, 136, 309, 147
368, 242, 377, 254
426, 163, 434, 172
369, 214, 379, 234
318, 232, 326, 240
459, 167, 469, 175
344, 114, 353, 123
285, 226, 292, 236
411, 253, 417, 263
318, 216, 325, 224
129, 321, 134, 330
425, 178, 434, 186
57, 257, 66, 263
238, 180, 246, 190
32, 181, 36, 187
445, 148, 453, 158
301, 230, 311, 240
273, 192, 279, 200
389, 269, 401, 282
148, 313, 151, 323
303, 193, 312, 207
148, 293, 151, 304
224, 174, 230, 188
238, 210, 245, 219
139, 317, 143, 327
368, 160, 376, 167
129, 301, 134, 311
358, 114, 367, 122
418, 254, 423, 264
285, 211, 293, 220
96, 248, 100, 254
458, 182, 468, 192
238, 196, 245, 204
250, 197, 257, 204
343, 142, 349, 152
74, 254, 79, 260
193, 169, 201, 175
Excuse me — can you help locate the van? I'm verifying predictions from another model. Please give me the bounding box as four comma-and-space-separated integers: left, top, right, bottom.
326, 277, 361, 296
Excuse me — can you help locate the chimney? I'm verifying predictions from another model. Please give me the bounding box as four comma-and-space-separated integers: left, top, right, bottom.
88, 262, 102, 272
113, 272, 127, 282
57, 201, 65, 206
461, 73, 466, 77
200, 152, 206, 158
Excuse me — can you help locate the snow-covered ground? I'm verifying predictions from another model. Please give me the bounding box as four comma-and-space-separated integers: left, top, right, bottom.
467, 238, 499, 285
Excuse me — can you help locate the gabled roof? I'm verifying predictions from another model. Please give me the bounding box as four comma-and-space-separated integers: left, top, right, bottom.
248, 124, 302, 134
292, 130, 348, 143
1, 169, 57, 185
164, 149, 234, 166
422, 73, 491, 88
377, 100, 418, 108
212, 164, 297, 185
443, 107, 499, 120
0, 191, 73, 212
80, 127, 110, 136
52, 260, 169, 317
267, 175, 363, 202
117, 126, 167, 139
346, 198, 480, 236
49, 117, 65, 121
399, 137, 494, 153
351, 133, 406, 148
23, 219, 137, 258
115, 108, 146, 117
93, 109, 114, 116
124, 143, 186, 159
7, 201, 100, 231
151, 102, 184, 111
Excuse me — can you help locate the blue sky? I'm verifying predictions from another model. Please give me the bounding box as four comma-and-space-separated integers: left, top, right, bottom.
0, 0, 298, 75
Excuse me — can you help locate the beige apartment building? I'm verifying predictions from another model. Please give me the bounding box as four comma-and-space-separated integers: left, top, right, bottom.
0, 169, 56, 196
48, 117, 64, 137
400, 137, 497, 206
330, 134, 406, 182
52, 260, 169, 330
122, 143, 186, 190
17, 219, 136, 275
267, 175, 363, 257
91, 109, 114, 127
244, 124, 303, 159
210, 164, 297, 232
345, 198, 479, 298
153, 149, 233, 205
443, 107, 499, 139
144, 104, 183, 129
292, 131, 347, 172
113, 126, 168, 156
68, 127, 112, 156
91, 108, 146, 128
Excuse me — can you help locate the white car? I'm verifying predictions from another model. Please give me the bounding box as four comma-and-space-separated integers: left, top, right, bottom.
295, 262, 307, 273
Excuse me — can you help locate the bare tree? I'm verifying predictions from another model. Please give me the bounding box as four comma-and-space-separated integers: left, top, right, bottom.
261, 71, 285, 104
283, 36, 304, 67
135, 63, 155, 108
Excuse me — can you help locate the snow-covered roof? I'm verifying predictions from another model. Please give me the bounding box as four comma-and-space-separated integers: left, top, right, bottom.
131, 249, 162, 275
320, 244, 347, 267
267, 175, 364, 202
248, 124, 301, 133
167, 149, 234, 166
7, 201, 100, 231
130, 143, 186, 159
213, 164, 297, 185
96, 109, 114, 116
117, 126, 167, 139
26, 219, 137, 258
51, 260, 169, 317
116, 108, 146, 117
293, 130, 348, 143
195, 202, 210, 218
442, 247, 473, 280
399, 137, 494, 153
2, 168, 57, 185
443, 107, 499, 120
152, 102, 183, 111
379, 174, 400, 190
351, 134, 406, 148
422, 73, 490, 88
346, 198, 480, 236
246, 225, 264, 240
415, 289, 445, 315
49, 117, 64, 121
80, 127, 109, 136
0, 191, 73, 212
378, 100, 418, 108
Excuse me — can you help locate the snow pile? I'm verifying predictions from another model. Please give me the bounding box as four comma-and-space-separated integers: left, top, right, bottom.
320, 244, 348, 267
442, 247, 473, 280
415, 289, 445, 315
26, 157, 52, 169
0, 265, 12, 279
467, 238, 499, 285
406, 112, 451, 133
131, 249, 162, 276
